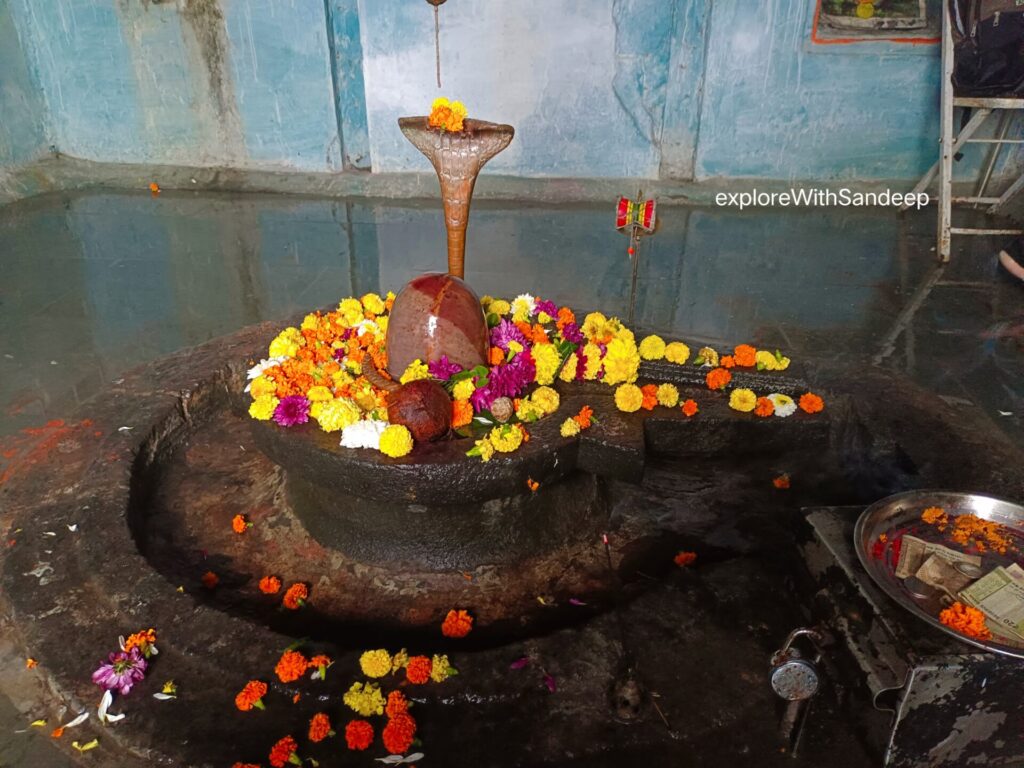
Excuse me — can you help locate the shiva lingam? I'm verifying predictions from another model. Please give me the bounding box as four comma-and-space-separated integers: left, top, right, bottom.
376, 116, 515, 442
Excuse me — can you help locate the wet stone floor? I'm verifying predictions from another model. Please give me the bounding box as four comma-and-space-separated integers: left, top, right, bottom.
0, 189, 1022, 766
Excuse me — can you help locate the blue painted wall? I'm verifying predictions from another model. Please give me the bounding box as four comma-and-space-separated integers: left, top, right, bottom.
2, 0, 1015, 182
0, 0, 48, 166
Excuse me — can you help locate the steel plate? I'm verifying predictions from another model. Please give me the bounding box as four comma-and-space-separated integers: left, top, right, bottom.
854, 490, 1024, 659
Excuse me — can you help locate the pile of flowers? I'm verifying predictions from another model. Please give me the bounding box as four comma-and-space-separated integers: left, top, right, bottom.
246, 292, 639, 461
246, 292, 824, 462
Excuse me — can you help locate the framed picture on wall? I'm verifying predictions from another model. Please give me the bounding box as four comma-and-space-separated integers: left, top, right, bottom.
820, 0, 928, 30
812, 0, 941, 43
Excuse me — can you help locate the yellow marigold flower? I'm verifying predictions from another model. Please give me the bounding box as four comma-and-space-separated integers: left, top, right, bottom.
754, 350, 776, 371
474, 438, 494, 462
533, 344, 560, 386
774, 355, 790, 371
602, 337, 640, 385
583, 345, 604, 381
337, 298, 364, 327
531, 386, 560, 415
343, 682, 385, 717
310, 401, 325, 420
361, 293, 385, 315
345, 358, 363, 375
377, 315, 389, 334
489, 425, 523, 453
268, 327, 302, 358
695, 346, 719, 367
656, 383, 679, 408
250, 376, 276, 398
391, 649, 409, 673
581, 312, 607, 340
511, 299, 533, 323
507, 340, 523, 355
306, 385, 333, 402
639, 335, 666, 360
314, 398, 361, 432
537, 311, 553, 325
301, 313, 320, 331
489, 299, 511, 316
559, 353, 578, 382
452, 378, 475, 401
359, 649, 392, 678
560, 418, 581, 437
332, 369, 354, 387
249, 394, 279, 421
664, 342, 690, 365
515, 399, 543, 422
614, 384, 643, 413
480, 295, 494, 308
399, 359, 430, 385
379, 424, 413, 457
729, 388, 757, 413
430, 654, 456, 682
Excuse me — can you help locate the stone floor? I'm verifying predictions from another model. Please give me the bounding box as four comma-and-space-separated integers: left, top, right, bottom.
0, 190, 1022, 766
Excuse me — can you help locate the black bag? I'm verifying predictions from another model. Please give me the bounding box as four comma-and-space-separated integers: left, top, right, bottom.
951, 0, 1024, 96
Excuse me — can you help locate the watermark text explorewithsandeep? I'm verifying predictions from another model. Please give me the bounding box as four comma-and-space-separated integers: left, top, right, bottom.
715, 188, 929, 211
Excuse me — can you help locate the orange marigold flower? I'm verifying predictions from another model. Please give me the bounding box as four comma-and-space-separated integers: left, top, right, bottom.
720, 355, 736, 369
530, 324, 549, 345
556, 306, 575, 330
773, 474, 791, 490
235, 680, 268, 711
308, 713, 333, 743
921, 506, 948, 529
798, 392, 824, 414
574, 405, 594, 429
149, 181, 160, 195
681, 399, 698, 417
939, 601, 992, 640
733, 344, 757, 367
382, 713, 417, 755
754, 396, 774, 418
452, 399, 473, 429
275, 650, 308, 684
259, 575, 282, 594
488, 346, 505, 365
123, 628, 157, 654
345, 719, 374, 751
441, 609, 474, 638
640, 384, 658, 411
386, 690, 410, 719
282, 582, 308, 610
201, 571, 218, 589
232, 514, 249, 534
405, 655, 432, 684
706, 367, 732, 391
269, 735, 298, 768
674, 551, 697, 567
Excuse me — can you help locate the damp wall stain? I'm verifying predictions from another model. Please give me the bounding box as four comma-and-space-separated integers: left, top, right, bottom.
2, 0, 1021, 181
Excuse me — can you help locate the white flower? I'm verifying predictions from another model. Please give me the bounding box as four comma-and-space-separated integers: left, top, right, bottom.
244, 356, 287, 392
340, 419, 388, 450
767, 393, 797, 418
511, 293, 536, 319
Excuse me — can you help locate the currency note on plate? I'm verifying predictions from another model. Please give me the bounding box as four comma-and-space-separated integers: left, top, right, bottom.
960, 564, 1024, 641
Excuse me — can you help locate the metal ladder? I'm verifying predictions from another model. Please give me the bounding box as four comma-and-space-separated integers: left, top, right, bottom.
905, 1, 1024, 261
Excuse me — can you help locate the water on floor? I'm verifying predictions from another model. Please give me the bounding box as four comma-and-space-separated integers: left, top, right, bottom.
1, 189, 1020, 448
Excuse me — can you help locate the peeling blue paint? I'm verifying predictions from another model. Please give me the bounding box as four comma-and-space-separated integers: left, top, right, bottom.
2, 0, 1020, 182
0, 0, 48, 165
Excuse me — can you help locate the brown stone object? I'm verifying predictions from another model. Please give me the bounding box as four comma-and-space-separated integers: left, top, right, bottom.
386, 378, 452, 442
386, 272, 489, 378
398, 116, 514, 278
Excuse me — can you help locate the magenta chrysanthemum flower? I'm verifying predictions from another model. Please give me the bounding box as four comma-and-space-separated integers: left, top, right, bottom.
471, 350, 536, 412
273, 395, 310, 426
560, 321, 583, 344
490, 318, 528, 351
428, 355, 462, 381
92, 648, 147, 695
535, 299, 558, 318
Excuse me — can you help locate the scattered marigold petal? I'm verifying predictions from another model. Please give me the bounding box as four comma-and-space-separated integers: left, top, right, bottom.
674, 551, 697, 567
773, 474, 791, 489
201, 571, 218, 589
